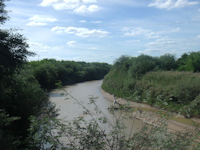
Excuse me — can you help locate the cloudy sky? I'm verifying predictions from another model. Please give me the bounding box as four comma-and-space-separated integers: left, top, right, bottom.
4, 0, 200, 64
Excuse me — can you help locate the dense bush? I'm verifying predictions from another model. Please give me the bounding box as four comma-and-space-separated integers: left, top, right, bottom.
0, 68, 49, 143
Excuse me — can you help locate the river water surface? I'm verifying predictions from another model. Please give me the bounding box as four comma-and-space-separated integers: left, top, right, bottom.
49, 80, 143, 141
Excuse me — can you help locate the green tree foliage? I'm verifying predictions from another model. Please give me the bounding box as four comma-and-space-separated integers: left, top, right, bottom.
0, 109, 20, 149
177, 51, 200, 72
113, 55, 131, 69
0, 68, 48, 139
0, 0, 9, 24
31, 60, 58, 89
128, 55, 159, 78
159, 53, 177, 70
0, 1, 51, 148
0, 29, 34, 78
29, 59, 111, 89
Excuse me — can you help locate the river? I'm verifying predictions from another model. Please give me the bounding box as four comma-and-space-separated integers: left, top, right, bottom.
49, 80, 143, 141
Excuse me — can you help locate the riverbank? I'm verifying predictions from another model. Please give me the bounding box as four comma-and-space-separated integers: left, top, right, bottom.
101, 88, 200, 133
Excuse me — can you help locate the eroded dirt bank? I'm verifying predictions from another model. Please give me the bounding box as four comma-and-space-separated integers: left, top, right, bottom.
101, 88, 200, 133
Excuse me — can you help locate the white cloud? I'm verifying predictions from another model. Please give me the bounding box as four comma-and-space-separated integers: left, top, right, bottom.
145, 32, 161, 39
40, 0, 59, 7
52, 26, 109, 38
27, 21, 47, 26
124, 27, 180, 39
51, 26, 67, 32
139, 37, 192, 54
88, 4, 100, 12
82, 0, 97, 3
67, 41, 76, 47
40, 0, 100, 14
73, 5, 100, 14
27, 15, 57, 26
29, 42, 62, 53
124, 27, 151, 36
73, 5, 88, 14
124, 27, 160, 39
29, 15, 57, 22
197, 35, 200, 38
53, 3, 78, 10
149, 0, 199, 10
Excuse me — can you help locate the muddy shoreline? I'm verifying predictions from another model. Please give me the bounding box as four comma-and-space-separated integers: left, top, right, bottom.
100, 88, 199, 133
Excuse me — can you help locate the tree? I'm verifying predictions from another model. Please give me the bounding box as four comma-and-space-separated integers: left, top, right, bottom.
159, 53, 177, 70
0, 0, 34, 78
0, 68, 48, 140
0, 29, 35, 78
0, 1, 47, 148
177, 51, 200, 72
0, 0, 9, 24
128, 54, 158, 78
114, 55, 131, 69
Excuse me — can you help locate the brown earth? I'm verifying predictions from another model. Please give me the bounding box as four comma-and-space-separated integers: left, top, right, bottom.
101, 88, 200, 134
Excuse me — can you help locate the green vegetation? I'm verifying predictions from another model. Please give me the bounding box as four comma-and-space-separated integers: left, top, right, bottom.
0, 1, 52, 148
102, 53, 200, 118
29, 59, 111, 90
1, 0, 200, 149
0, 1, 110, 148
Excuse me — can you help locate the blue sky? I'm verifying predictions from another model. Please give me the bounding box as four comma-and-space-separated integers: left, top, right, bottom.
4, 0, 200, 64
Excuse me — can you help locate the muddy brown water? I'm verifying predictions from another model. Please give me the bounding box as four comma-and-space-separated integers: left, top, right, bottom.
49, 80, 143, 139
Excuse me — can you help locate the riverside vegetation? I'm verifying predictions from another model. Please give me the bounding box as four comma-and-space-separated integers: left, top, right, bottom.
1, 0, 200, 149
102, 54, 200, 118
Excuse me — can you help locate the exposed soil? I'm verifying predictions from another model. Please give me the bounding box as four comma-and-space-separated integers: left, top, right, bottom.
101, 88, 200, 134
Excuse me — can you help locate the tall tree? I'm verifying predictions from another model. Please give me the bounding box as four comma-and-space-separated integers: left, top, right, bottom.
0, 29, 35, 77
0, 0, 9, 24
0, 1, 42, 148
0, 0, 34, 78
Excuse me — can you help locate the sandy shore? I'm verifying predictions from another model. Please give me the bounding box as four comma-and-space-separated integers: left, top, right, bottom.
101, 88, 199, 133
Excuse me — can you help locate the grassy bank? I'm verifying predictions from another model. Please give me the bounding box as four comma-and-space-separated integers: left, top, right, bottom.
102, 54, 200, 118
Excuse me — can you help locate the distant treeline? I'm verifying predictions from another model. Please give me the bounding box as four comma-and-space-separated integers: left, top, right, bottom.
102, 52, 200, 118
28, 59, 111, 90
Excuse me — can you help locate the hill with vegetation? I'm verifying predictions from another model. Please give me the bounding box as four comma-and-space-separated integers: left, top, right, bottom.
102, 53, 200, 118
